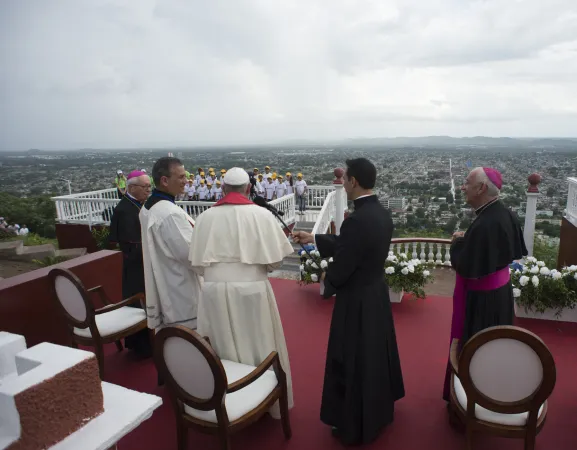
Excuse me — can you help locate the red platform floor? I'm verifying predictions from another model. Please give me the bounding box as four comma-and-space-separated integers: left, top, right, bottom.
99, 279, 577, 450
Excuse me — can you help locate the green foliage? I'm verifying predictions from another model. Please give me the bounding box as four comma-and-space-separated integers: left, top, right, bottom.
22, 233, 58, 247
32, 255, 69, 267
511, 258, 577, 316
393, 228, 449, 239
91, 226, 113, 250
532, 239, 559, 269
384, 252, 435, 299
0, 192, 56, 238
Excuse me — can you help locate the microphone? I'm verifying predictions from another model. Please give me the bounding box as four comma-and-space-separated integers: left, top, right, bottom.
253, 195, 321, 269
253, 195, 285, 216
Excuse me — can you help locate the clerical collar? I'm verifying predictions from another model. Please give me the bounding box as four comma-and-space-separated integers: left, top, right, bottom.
353, 194, 377, 209
125, 193, 143, 210
475, 198, 498, 216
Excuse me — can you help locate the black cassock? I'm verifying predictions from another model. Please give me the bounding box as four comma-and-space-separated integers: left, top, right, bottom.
108, 196, 151, 358
315, 195, 405, 445
442, 199, 527, 400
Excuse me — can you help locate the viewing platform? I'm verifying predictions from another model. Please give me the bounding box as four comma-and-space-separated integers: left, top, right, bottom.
0, 171, 575, 449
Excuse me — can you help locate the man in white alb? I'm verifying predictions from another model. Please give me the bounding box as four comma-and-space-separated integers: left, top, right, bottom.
188, 167, 295, 418
140, 156, 202, 332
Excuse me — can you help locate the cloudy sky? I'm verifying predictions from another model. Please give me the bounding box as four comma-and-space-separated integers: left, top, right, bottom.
1, 0, 576, 150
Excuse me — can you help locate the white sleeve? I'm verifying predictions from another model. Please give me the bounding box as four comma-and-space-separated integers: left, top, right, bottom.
159, 213, 193, 264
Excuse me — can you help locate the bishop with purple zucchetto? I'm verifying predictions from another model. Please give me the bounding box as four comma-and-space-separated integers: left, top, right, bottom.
442, 167, 528, 402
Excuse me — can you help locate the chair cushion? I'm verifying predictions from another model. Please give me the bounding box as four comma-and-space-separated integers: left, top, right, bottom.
74, 307, 146, 338
453, 375, 545, 426
184, 359, 278, 423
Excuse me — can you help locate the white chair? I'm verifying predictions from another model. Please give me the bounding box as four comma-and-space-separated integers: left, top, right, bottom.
448, 325, 556, 450
48, 267, 149, 379
154, 326, 291, 450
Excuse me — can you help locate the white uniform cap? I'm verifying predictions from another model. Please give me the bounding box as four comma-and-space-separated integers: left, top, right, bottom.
140, 169, 147, 173
117, 170, 123, 174
223, 167, 250, 186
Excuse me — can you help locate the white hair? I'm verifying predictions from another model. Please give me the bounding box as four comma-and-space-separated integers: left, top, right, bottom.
127, 175, 149, 188
223, 182, 249, 194
471, 167, 500, 197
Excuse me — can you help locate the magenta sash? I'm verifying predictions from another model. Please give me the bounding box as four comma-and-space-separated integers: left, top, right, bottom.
442, 266, 510, 400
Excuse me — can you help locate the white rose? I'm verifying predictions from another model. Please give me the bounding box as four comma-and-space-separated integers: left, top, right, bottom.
569, 265, 577, 272
522, 266, 529, 273
388, 251, 394, 256
329, 257, 334, 263
386, 255, 396, 262
537, 261, 545, 267
539, 267, 550, 276
311, 274, 318, 282
400, 262, 408, 267
408, 264, 415, 273
513, 288, 521, 298
552, 272, 562, 280
320, 260, 328, 269
530, 266, 539, 274
400, 253, 407, 259
314, 251, 321, 257
574, 273, 577, 280
306, 259, 312, 265
299, 264, 305, 271
311, 262, 319, 269
423, 270, 430, 277
532, 275, 539, 287
519, 276, 529, 286
401, 267, 409, 275
515, 269, 521, 274
527, 256, 537, 263
385, 267, 395, 274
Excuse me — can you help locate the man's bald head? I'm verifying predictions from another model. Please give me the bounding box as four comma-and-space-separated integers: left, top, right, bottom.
461, 167, 500, 208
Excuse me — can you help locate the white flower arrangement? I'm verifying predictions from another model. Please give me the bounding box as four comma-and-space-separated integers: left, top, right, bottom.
299, 247, 331, 286
384, 251, 434, 299
511, 258, 577, 316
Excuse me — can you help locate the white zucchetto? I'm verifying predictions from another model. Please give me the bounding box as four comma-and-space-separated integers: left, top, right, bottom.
223, 167, 250, 186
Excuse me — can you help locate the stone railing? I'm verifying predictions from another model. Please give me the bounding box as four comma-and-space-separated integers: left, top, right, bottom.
390, 238, 453, 266
566, 177, 577, 227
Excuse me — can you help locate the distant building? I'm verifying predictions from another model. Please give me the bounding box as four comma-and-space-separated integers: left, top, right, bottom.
380, 197, 407, 210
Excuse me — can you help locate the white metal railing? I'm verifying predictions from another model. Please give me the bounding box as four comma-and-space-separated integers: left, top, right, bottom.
566, 177, 577, 227
311, 191, 336, 235
52, 186, 330, 226
390, 238, 453, 266
307, 186, 334, 209
52, 190, 298, 229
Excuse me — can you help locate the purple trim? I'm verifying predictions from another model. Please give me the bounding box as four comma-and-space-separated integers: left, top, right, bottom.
442, 266, 510, 400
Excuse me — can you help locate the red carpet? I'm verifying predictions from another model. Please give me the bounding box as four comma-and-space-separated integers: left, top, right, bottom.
98, 279, 577, 450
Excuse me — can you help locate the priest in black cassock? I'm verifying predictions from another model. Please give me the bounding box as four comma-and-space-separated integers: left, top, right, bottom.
442, 167, 527, 401
108, 170, 153, 358
293, 158, 405, 445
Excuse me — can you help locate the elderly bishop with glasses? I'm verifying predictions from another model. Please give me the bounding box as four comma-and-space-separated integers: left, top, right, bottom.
108, 170, 153, 358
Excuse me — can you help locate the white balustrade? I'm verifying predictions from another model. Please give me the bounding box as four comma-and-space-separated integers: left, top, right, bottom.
307, 186, 335, 209
389, 239, 453, 267
311, 191, 336, 235
52, 189, 300, 230
566, 177, 577, 227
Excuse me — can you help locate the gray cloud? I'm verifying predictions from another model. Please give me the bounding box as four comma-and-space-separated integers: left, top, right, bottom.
1, 0, 576, 150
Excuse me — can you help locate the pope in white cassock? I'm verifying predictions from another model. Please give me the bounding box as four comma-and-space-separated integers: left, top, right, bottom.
188, 167, 295, 418
140, 156, 202, 331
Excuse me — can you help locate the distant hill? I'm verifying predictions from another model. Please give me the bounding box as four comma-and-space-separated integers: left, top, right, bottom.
339, 136, 577, 148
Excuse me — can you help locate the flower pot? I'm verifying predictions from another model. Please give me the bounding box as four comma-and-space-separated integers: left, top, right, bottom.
389, 288, 404, 303
319, 279, 335, 297
514, 301, 577, 323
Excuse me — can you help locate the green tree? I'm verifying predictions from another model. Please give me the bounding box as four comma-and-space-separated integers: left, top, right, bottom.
0, 193, 57, 238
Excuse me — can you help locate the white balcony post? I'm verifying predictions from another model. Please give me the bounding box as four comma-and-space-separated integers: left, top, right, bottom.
333, 168, 345, 235
523, 173, 542, 257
